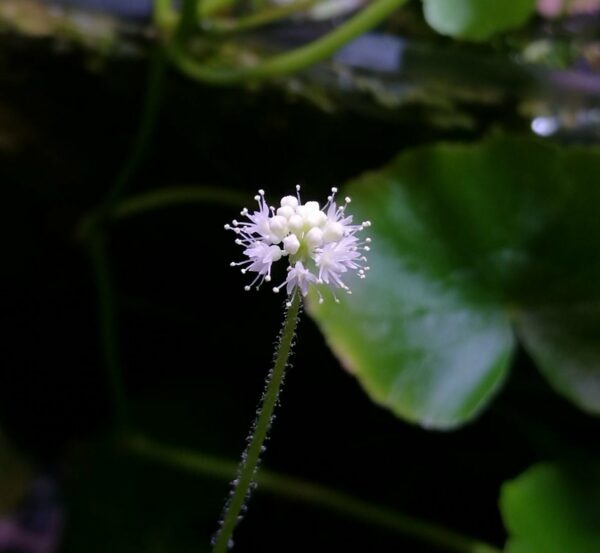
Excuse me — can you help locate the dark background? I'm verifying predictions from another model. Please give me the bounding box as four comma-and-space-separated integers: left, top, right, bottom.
2, 32, 599, 553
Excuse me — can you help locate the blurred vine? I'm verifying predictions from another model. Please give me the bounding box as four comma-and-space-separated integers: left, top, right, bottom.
81, 43, 169, 433
130, 434, 502, 553
155, 0, 410, 84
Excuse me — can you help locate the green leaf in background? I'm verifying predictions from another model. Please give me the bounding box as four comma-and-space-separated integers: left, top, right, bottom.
516, 304, 600, 415
500, 463, 600, 553
422, 0, 537, 41
308, 136, 600, 428
513, 148, 600, 415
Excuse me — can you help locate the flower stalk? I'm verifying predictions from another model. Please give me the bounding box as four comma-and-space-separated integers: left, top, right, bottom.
211, 292, 302, 553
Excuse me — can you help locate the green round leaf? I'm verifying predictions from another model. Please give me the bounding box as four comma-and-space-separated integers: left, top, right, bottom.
516, 305, 600, 414
513, 148, 600, 414
309, 137, 540, 429
308, 136, 600, 428
500, 463, 600, 553
309, 252, 514, 429
423, 0, 537, 41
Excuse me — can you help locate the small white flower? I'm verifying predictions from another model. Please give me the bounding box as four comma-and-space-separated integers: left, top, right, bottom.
281, 261, 317, 297
239, 242, 283, 290
226, 185, 371, 302
315, 235, 363, 290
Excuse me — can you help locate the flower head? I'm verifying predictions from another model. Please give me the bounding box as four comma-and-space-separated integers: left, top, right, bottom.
226, 186, 370, 304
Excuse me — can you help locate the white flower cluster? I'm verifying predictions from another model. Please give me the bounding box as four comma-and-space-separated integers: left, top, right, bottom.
225, 186, 371, 304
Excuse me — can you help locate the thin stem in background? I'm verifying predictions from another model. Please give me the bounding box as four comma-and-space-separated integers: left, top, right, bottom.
105, 46, 168, 208
211, 292, 302, 553
154, 0, 235, 28
176, 0, 200, 41
160, 0, 408, 84
88, 232, 131, 430
109, 185, 247, 220
129, 434, 502, 553
85, 43, 168, 431
202, 0, 319, 34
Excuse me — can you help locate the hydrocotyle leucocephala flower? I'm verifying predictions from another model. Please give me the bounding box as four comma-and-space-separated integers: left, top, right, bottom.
214, 186, 371, 553
225, 185, 371, 304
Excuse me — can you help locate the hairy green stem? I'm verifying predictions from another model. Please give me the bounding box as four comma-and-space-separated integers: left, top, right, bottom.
129, 434, 502, 553
211, 292, 302, 553
160, 0, 408, 84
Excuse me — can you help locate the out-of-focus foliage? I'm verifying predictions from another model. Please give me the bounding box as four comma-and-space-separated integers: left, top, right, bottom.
0, 429, 31, 515
309, 136, 600, 428
500, 462, 600, 553
422, 0, 537, 41
62, 440, 213, 553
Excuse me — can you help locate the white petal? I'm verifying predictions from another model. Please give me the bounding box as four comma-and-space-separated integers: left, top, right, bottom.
305, 227, 323, 248
280, 195, 299, 208
283, 234, 300, 255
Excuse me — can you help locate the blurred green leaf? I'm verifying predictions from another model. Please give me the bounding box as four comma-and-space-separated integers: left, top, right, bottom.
308, 136, 600, 428
513, 148, 600, 414
516, 304, 600, 415
500, 462, 600, 553
422, 0, 536, 41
